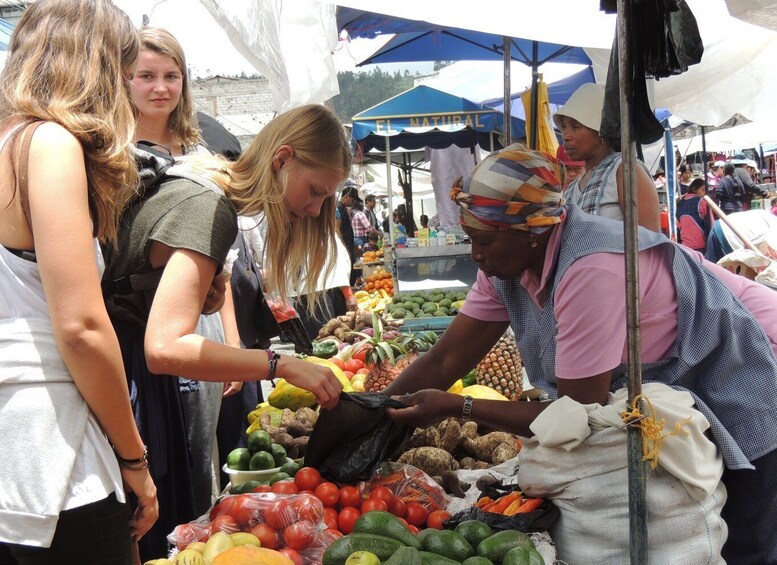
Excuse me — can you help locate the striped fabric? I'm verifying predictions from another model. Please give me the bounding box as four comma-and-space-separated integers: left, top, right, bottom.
451, 144, 565, 233
494, 204, 777, 471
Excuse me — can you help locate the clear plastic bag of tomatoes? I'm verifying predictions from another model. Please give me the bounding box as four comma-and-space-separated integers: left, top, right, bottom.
167, 491, 341, 563
367, 461, 450, 513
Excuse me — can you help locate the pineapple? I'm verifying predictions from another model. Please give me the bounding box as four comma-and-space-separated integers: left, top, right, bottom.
350, 313, 421, 392
475, 333, 524, 400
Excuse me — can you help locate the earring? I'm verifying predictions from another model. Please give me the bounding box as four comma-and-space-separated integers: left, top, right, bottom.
530, 240, 538, 248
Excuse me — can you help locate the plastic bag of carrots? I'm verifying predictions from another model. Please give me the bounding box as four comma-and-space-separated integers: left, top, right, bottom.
443, 484, 559, 533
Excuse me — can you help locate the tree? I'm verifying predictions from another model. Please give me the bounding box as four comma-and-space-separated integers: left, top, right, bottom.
329, 68, 416, 123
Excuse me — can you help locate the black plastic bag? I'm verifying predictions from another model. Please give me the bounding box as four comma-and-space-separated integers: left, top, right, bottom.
443, 502, 559, 534
305, 392, 410, 483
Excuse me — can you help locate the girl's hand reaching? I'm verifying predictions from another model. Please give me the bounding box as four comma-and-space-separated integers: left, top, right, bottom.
279, 356, 342, 410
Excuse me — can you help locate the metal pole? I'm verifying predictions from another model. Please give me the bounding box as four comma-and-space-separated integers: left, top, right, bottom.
701, 125, 708, 193
385, 136, 394, 245
530, 41, 539, 150
664, 127, 677, 242
616, 0, 648, 562
503, 36, 511, 144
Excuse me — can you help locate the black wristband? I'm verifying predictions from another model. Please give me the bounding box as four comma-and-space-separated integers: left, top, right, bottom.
266, 349, 280, 386
115, 446, 149, 470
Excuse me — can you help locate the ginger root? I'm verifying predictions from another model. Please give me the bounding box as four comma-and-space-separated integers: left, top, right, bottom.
396, 447, 459, 477
436, 418, 462, 453
462, 431, 517, 462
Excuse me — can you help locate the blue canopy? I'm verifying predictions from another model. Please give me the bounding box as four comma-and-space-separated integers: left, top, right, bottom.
355, 28, 591, 68
351, 85, 525, 151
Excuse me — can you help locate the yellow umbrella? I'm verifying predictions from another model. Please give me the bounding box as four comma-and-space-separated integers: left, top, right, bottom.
521, 77, 559, 156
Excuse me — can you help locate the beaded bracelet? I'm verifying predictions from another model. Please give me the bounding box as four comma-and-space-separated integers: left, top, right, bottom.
266, 349, 280, 386
115, 446, 149, 470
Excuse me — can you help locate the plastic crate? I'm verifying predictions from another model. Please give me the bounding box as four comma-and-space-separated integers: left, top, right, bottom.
399, 316, 455, 334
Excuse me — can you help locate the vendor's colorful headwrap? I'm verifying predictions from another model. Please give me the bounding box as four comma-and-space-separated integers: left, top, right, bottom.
450, 144, 565, 233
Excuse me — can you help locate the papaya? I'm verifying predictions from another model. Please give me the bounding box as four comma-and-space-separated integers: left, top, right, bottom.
476, 531, 533, 562
304, 356, 353, 392
323, 533, 404, 565
422, 530, 474, 561
384, 546, 423, 565
419, 551, 461, 565
446, 379, 464, 395
461, 385, 509, 401
211, 544, 294, 565
454, 520, 493, 548
352, 510, 421, 549
202, 531, 235, 563
267, 379, 317, 410
502, 545, 545, 565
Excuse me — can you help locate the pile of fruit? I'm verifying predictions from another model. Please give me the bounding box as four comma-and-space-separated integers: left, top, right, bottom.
323, 513, 546, 565
383, 289, 467, 320
361, 249, 383, 264
362, 267, 393, 295
353, 289, 393, 315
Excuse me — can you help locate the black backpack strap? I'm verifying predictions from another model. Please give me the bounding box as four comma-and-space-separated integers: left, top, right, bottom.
106, 269, 164, 295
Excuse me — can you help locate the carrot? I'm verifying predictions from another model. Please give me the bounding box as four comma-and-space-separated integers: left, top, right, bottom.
514, 497, 544, 514
502, 497, 525, 516
481, 500, 498, 512
475, 496, 493, 509
489, 491, 521, 514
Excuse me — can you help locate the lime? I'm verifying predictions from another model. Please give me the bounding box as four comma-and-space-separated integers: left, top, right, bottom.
345, 551, 382, 565
226, 447, 252, 471
247, 430, 273, 454
279, 460, 300, 477
269, 443, 287, 467
268, 472, 291, 485
249, 450, 276, 471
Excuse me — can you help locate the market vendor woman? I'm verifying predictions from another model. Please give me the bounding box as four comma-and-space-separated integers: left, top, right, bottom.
384, 145, 777, 565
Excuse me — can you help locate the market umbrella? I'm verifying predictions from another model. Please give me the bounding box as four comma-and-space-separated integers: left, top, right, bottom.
520, 78, 558, 156
0, 18, 13, 51
337, 7, 593, 147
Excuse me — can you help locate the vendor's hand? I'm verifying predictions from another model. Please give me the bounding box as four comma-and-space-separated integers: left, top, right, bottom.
387, 389, 461, 428
121, 466, 158, 542
223, 381, 243, 397
202, 274, 227, 314
280, 356, 342, 410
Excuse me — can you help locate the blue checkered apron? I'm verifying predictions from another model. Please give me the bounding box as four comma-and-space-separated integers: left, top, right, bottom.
494, 204, 777, 471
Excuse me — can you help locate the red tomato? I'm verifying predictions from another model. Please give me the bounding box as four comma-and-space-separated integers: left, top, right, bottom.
344, 358, 364, 373
337, 506, 361, 534
251, 484, 272, 493
211, 514, 239, 533
388, 496, 406, 518
264, 499, 295, 530
172, 523, 210, 550
283, 521, 316, 551
405, 501, 429, 527
369, 486, 395, 504
322, 507, 339, 530
291, 493, 324, 523
314, 481, 340, 507
338, 485, 361, 509
229, 494, 258, 526
324, 527, 344, 540
271, 480, 299, 495
250, 523, 280, 549
352, 347, 368, 363
343, 370, 355, 380
361, 498, 388, 514
294, 467, 322, 492
279, 547, 304, 565
426, 509, 452, 530
209, 496, 237, 520
407, 524, 420, 535
330, 357, 346, 371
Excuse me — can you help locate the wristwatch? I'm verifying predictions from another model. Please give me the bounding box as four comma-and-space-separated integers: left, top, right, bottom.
461, 395, 474, 420
265, 349, 281, 385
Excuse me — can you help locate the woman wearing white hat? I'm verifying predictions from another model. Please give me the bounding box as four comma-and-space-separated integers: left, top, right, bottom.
553, 83, 661, 232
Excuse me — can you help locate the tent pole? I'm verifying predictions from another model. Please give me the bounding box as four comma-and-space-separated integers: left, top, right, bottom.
616, 0, 648, 562
701, 125, 708, 192
503, 36, 511, 144
664, 127, 677, 242
386, 136, 394, 245
530, 41, 539, 149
